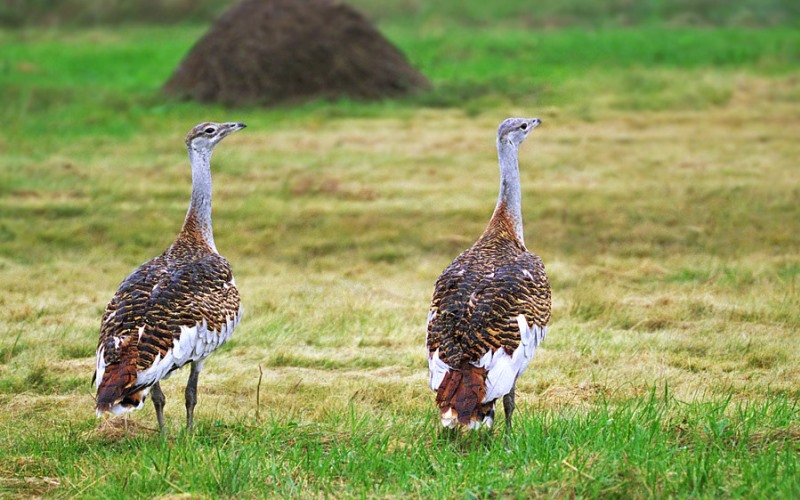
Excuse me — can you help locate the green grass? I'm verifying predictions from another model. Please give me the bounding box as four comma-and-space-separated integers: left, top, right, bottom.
1, 26, 798, 146
1, 9, 799, 498
3, 391, 799, 497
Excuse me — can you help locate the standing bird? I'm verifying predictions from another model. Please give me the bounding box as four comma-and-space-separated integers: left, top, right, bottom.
427, 117, 551, 430
93, 122, 246, 432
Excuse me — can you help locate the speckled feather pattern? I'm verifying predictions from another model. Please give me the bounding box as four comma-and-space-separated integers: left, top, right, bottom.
95, 212, 240, 411
428, 205, 551, 366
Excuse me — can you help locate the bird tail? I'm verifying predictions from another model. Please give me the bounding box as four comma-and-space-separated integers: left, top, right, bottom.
435, 364, 494, 429
95, 362, 139, 417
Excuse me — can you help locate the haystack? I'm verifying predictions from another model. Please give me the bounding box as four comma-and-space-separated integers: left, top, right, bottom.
163, 0, 431, 106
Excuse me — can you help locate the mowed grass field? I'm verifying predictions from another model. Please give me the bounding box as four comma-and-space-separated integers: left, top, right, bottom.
1, 10, 800, 498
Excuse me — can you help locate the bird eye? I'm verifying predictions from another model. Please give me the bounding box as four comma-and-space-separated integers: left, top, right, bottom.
520, 123, 528, 130
204, 127, 216, 134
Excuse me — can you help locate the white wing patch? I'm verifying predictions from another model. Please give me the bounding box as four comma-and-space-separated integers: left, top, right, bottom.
94, 346, 107, 390
473, 314, 546, 404
135, 308, 241, 388
428, 348, 451, 391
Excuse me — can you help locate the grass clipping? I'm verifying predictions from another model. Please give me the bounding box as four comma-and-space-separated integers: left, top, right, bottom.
163, 0, 431, 106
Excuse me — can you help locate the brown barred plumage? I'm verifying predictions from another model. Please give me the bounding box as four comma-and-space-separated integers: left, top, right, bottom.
427, 117, 551, 430
94, 122, 245, 431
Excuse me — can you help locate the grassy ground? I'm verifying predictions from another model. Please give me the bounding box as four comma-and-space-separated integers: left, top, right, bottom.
1, 14, 799, 499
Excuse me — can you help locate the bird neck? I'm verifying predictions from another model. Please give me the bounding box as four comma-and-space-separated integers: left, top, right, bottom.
488, 139, 525, 246
181, 147, 216, 252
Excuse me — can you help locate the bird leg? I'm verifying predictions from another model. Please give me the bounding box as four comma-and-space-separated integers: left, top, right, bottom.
150, 382, 166, 433
185, 359, 205, 431
503, 385, 516, 430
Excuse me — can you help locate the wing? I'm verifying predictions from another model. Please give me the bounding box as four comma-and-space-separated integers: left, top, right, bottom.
426, 253, 471, 364
94, 257, 165, 388
95, 251, 241, 405
469, 252, 550, 357
426, 253, 470, 391
426, 250, 551, 396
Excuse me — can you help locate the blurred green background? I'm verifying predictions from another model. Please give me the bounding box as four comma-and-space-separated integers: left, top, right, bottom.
2, 0, 799, 27
1, 0, 799, 497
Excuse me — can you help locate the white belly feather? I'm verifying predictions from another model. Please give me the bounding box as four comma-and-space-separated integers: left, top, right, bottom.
136, 308, 242, 387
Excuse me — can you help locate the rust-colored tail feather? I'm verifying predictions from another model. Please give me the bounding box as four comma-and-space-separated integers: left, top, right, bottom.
435, 365, 488, 426
95, 362, 137, 413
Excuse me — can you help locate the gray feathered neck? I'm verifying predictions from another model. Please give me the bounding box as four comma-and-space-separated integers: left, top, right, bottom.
183, 146, 217, 252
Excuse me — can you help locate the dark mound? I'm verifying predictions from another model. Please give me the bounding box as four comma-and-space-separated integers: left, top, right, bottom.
163, 0, 431, 106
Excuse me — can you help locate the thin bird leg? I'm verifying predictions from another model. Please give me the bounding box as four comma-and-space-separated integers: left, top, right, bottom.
150, 382, 166, 433
503, 385, 516, 430
185, 359, 205, 431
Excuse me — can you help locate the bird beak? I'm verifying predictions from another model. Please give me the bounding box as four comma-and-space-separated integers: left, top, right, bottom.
222, 122, 246, 136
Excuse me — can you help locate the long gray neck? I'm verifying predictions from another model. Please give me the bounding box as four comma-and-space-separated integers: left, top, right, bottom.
183, 146, 217, 251
492, 139, 525, 245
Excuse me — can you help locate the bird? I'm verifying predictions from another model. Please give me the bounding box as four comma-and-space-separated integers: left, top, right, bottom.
426, 117, 551, 430
93, 121, 246, 432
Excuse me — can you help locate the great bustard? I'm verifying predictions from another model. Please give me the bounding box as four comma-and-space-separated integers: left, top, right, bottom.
93, 122, 246, 432
426, 117, 551, 430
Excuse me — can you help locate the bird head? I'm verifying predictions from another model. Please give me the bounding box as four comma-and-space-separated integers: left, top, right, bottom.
497, 117, 541, 147
185, 122, 246, 152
